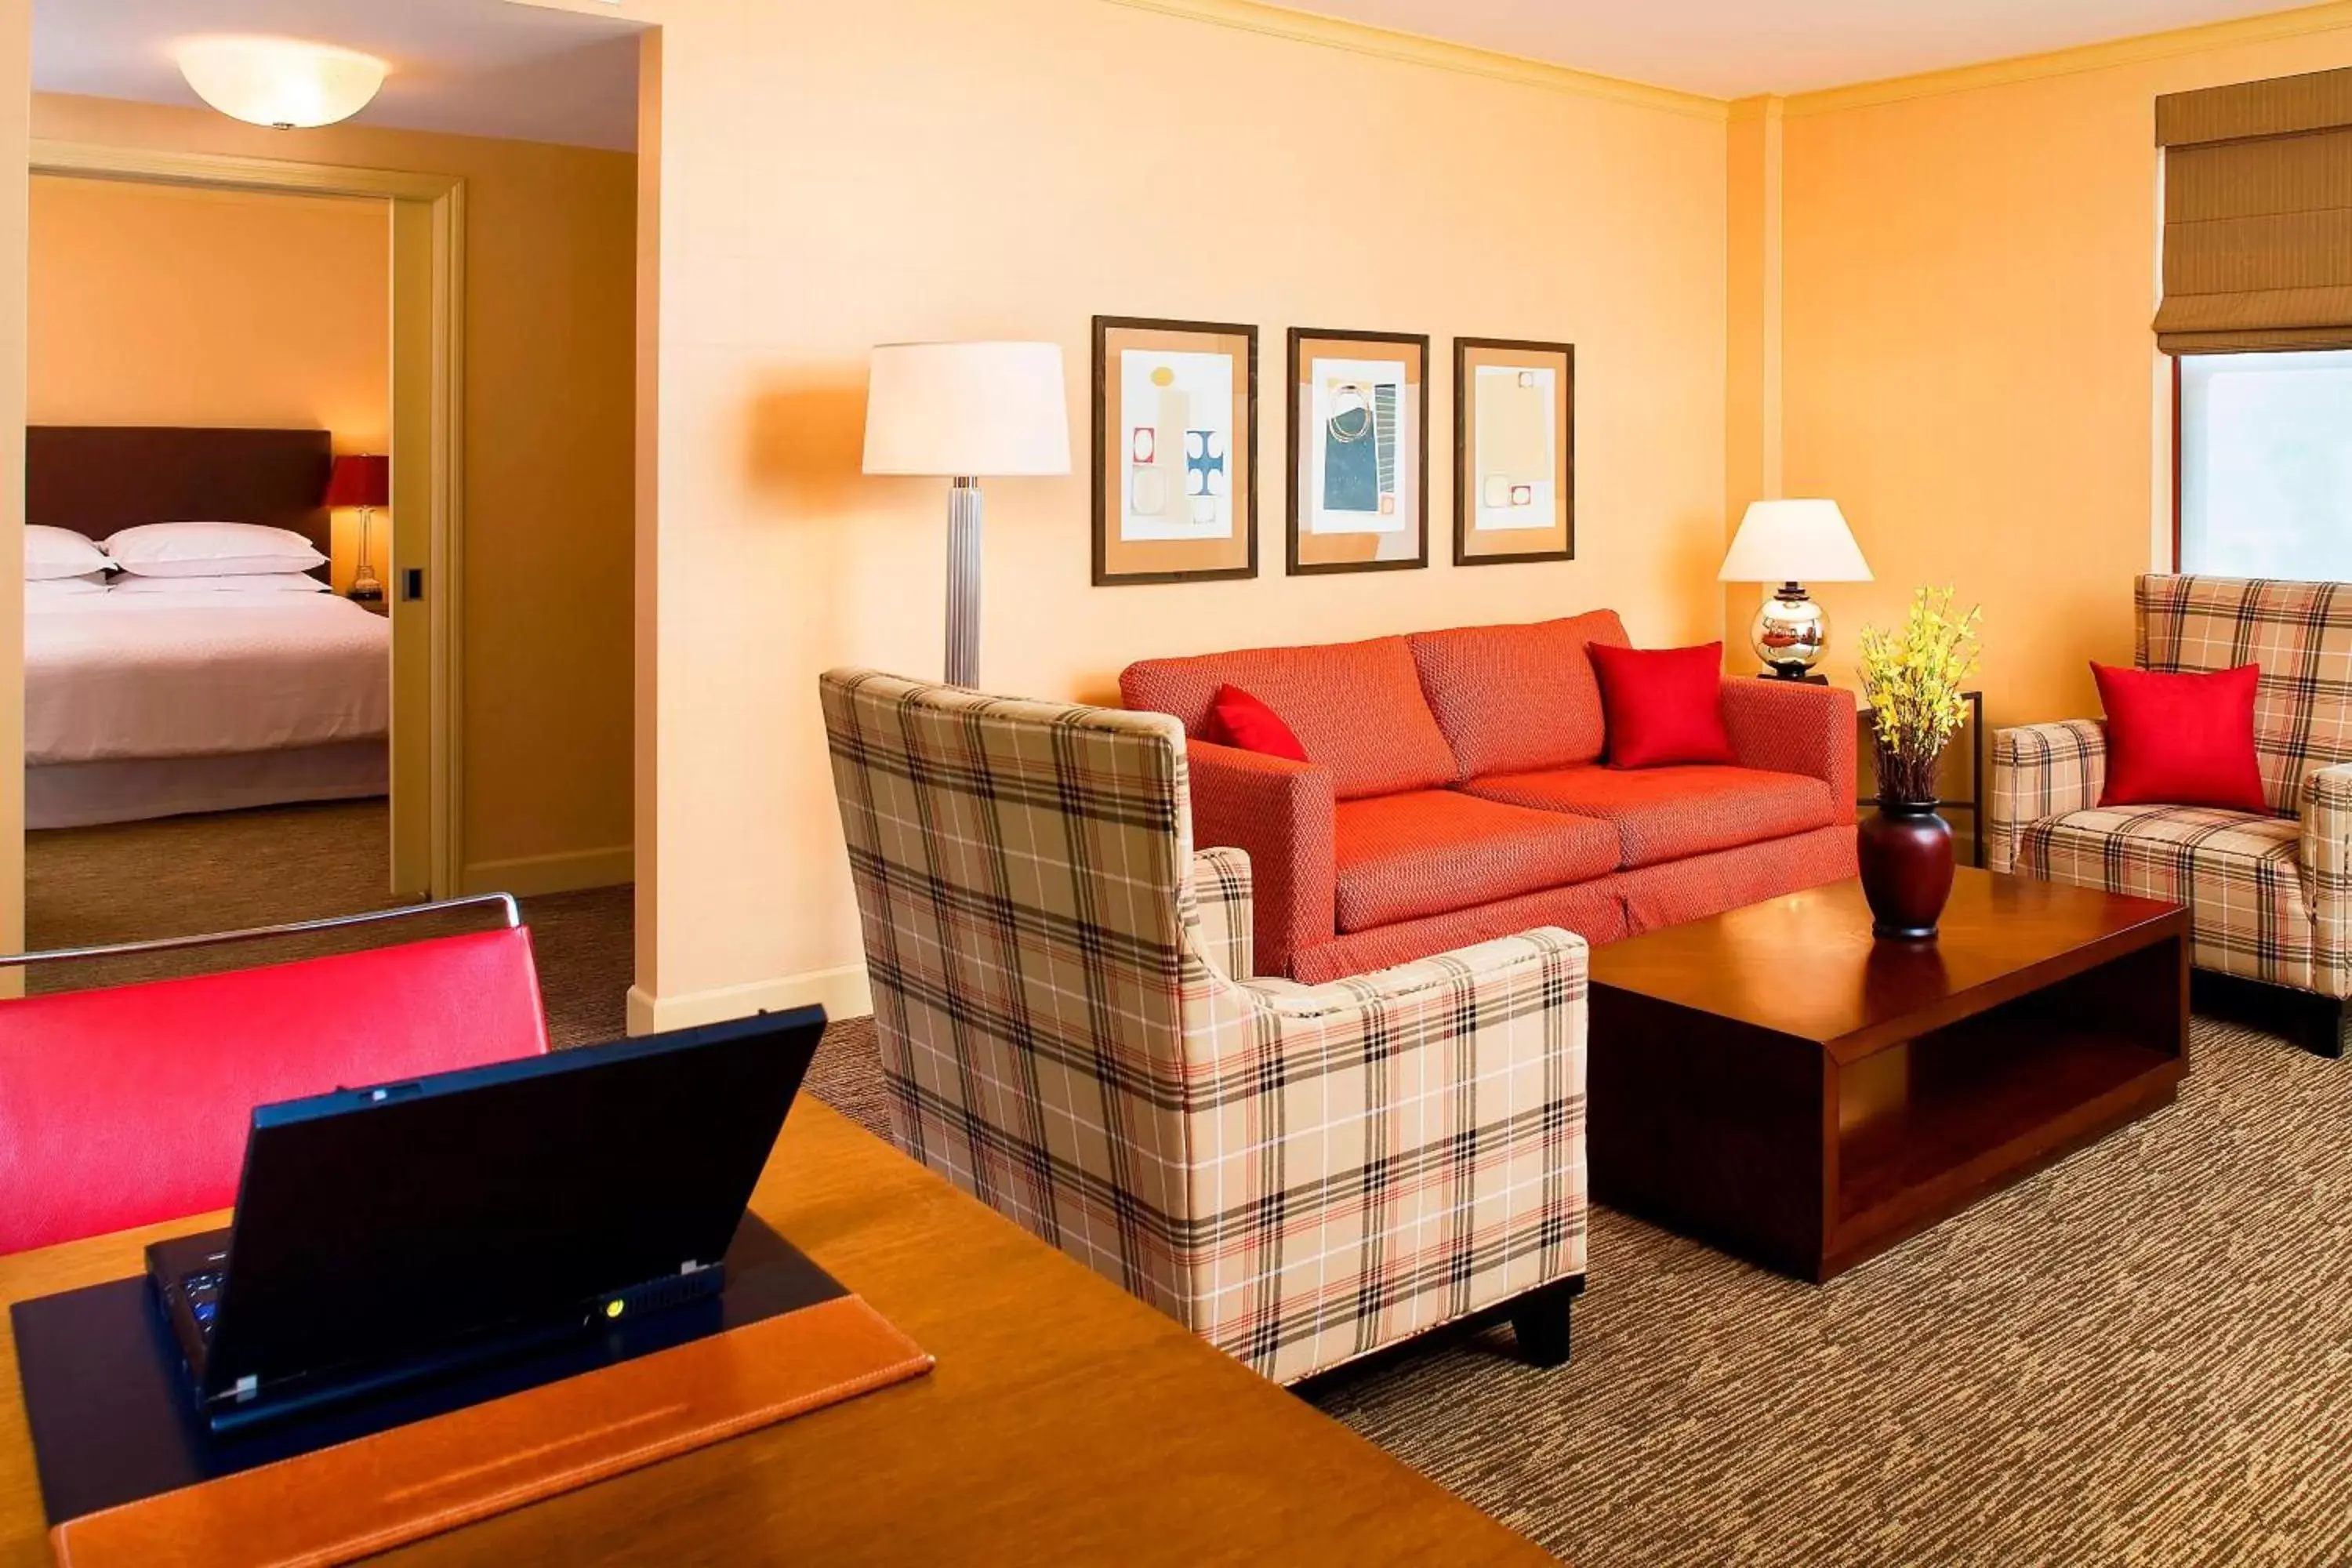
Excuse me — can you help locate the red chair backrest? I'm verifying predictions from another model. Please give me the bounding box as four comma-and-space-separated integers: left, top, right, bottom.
0, 927, 550, 1255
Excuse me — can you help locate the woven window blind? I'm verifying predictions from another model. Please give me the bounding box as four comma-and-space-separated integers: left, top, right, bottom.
2154, 64, 2352, 354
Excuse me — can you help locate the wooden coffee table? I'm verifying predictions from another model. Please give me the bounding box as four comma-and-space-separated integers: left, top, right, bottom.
1587, 869, 2188, 1282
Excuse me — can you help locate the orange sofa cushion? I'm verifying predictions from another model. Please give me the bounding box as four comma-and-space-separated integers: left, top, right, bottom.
1461, 764, 1841, 869
1407, 612, 1631, 778
1333, 790, 1617, 932
1121, 636, 1459, 800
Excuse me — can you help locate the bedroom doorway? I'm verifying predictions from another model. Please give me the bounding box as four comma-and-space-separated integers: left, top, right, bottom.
24, 146, 464, 935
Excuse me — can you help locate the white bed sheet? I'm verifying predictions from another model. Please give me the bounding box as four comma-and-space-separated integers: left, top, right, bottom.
24, 591, 390, 766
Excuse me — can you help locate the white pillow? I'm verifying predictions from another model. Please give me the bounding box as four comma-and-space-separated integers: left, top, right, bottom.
104, 521, 326, 579
109, 572, 328, 595
25, 525, 110, 581
26, 572, 108, 597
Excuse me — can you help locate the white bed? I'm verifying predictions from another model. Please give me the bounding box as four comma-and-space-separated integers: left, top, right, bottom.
25, 591, 391, 829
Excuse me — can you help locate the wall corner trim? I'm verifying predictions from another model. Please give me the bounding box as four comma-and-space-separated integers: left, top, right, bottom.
626, 964, 875, 1038
1093, 0, 1730, 121
1782, 0, 2352, 118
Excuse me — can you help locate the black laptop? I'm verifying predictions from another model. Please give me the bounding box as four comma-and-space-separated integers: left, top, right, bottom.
144, 1007, 825, 1433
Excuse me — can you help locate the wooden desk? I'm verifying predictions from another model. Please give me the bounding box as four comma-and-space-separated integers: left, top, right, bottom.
0, 1101, 1547, 1566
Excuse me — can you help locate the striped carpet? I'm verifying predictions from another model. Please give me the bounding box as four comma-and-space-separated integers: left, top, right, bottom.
30, 808, 2352, 1563
812, 1012, 2352, 1568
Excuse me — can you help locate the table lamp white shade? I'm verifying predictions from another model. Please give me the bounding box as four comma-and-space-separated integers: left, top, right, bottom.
1717, 499, 1873, 584
862, 342, 1072, 477
862, 341, 1071, 689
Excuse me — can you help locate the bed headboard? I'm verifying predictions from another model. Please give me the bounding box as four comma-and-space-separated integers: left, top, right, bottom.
26, 426, 336, 581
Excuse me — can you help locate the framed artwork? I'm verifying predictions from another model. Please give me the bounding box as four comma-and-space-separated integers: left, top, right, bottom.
1092, 316, 1258, 586
1287, 328, 1429, 575
1454, 338, 1574, 566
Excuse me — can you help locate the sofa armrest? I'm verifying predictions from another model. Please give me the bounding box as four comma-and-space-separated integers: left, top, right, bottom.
1183, 739, 1337, 981
1719, 678, 1857, 800
1185, 846, 1255, 982
1987, 720, 2106, 874
2302, 764, 2352, 999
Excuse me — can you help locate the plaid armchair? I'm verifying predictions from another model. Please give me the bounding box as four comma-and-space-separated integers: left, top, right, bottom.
820, 668, 1589, 1384
1988, 575, 2352, 1051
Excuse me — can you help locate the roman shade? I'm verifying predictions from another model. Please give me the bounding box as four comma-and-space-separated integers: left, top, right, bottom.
2154, 65, 2352, 354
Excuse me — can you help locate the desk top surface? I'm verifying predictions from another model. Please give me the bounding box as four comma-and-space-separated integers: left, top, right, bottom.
0, 1098, 1546, 1566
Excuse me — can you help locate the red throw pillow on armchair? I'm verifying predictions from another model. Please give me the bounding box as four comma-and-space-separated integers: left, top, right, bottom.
1208, 684, 1308, 763
1589, 641, 1737, 768
2092, 661, 2267, 812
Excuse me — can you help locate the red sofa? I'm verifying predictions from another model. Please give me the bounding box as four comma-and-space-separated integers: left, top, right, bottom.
1120, 612, 1858, 985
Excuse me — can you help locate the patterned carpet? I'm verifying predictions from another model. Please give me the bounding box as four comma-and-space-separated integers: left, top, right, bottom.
29, 810, 2352, 1563
811, 1012, 2352, 1568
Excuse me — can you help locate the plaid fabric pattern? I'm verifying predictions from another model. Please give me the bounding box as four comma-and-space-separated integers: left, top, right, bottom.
2136, 574, 2352, 815
2016, 804, 2318, 990
822, 668, 1589, 1384
1986, 720, 2107, 875
2302, 765, 2352, 999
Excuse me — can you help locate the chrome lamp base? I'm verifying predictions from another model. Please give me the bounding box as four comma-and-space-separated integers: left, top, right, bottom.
945, 477, 982, 688
1752, 580, 1829, 680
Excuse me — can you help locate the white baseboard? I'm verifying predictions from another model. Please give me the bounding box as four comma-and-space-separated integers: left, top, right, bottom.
626, 963, 873, 1036
461, 844, 633, 898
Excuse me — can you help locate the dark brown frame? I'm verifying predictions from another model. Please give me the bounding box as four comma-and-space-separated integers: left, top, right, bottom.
1452, 337, 1575, 567
1091, 315, 1258, 586
1284, 327, 1430, 576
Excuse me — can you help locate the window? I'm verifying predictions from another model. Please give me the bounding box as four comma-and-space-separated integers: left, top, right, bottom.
2177, 350, 2352, 580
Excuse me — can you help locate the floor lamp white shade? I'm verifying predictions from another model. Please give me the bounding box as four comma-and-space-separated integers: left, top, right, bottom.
864, 342, 1071, 688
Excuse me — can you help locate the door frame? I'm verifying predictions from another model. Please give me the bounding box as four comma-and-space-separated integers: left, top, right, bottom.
27, 140, 466, 898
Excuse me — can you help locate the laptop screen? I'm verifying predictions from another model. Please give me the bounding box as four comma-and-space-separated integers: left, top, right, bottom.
201, 1008, 823, 1401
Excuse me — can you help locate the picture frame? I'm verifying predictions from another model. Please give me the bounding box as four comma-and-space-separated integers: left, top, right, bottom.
1091, 315, 1258, 586
1286, 327, 1430, 575
1454, 337, 1574, 567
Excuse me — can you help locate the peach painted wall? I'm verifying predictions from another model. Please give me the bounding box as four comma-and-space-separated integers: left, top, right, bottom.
30, 176, 391, 593
608, 0, 1732, 1023
31, 95, 637, 892
1777, 25, 2352, 727
31, 178, 388, 448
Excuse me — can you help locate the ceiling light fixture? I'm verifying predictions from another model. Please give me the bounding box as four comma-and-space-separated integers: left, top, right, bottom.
174, 37, 388, 130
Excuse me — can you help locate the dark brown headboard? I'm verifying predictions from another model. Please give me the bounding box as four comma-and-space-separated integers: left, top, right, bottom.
27, 426, 335, 580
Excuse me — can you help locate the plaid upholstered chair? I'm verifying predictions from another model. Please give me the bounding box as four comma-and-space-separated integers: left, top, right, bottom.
820, 668, 1589, 1384
1987, 575, 2352, 1055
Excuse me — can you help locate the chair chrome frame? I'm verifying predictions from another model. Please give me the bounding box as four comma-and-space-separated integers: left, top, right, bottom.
0, 894, 522, 971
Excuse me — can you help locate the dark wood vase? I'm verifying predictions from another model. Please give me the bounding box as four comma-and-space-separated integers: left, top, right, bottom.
1858, 797, 1955, 940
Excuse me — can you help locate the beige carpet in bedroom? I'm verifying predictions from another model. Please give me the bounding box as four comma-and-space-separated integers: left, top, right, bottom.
27, 808, 2352, 1565
22, 800, 630, 1044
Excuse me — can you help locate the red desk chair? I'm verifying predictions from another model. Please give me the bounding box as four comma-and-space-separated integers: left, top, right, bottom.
0, 895, 550, 1256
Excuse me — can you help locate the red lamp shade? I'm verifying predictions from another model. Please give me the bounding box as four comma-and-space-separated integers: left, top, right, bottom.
323, 453, 390, 509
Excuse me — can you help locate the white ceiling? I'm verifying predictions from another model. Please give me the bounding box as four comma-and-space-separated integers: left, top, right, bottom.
1285, 0, 2312, 98
33, 0, 643, 152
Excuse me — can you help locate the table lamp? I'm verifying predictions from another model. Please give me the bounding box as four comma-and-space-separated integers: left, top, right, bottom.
323, 453, 390, 602
862, 342, 1071, 688
1717, 499, 1873, 680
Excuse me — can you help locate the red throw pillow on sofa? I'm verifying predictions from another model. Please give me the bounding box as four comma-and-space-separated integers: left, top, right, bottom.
1589, 642, 1736, 769
2092, 661, 2266, 811
1209, 684, 1308, 763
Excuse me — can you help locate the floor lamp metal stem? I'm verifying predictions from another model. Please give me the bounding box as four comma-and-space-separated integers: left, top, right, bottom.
946, 476, 982, 688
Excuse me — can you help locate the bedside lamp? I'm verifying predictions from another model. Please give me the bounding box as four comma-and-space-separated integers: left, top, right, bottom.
323, 453, 390, 602
1718, 499, 1874, 680
863, 342, 1071, 688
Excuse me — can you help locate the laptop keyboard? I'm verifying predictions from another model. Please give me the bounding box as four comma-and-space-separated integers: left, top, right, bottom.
182, 1270, 225, 1338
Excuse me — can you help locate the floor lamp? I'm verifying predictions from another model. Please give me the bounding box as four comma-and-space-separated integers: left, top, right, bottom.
862, 342, 1072, 688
